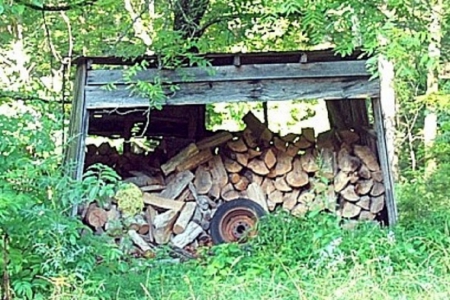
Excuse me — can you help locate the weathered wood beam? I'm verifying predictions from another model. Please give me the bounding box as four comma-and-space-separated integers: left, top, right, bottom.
86, 60, 370, 85
85, 77, 379, 109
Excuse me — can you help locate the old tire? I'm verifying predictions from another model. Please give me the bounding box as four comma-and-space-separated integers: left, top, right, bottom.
210, 198, 266, 244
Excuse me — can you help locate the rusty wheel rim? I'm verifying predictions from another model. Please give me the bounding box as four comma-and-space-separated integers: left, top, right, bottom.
219, 207, 258, 243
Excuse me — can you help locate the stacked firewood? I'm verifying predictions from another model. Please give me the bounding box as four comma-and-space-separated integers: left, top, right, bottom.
83, 112, 386, 255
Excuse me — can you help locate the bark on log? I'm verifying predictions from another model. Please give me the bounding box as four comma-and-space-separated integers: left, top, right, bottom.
208, 155, 228, 188
302, 128, 315, 143
197, 131, 233, 150
160, 170, 195, 200
242, 127, 258, 148
143, 193, 185, 211
176, 149, 213, 172
161, 143, 199, 175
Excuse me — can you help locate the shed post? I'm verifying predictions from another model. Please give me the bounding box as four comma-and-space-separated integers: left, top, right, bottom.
373, 56, 398, 225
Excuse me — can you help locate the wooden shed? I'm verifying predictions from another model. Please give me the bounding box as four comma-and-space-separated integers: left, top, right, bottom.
65, 49, 398, 226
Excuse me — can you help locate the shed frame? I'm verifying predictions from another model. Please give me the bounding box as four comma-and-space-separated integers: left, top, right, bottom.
66, 49, 398, 225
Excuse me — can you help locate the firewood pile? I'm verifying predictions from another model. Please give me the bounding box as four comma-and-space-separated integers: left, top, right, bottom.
82, 112, 386, 256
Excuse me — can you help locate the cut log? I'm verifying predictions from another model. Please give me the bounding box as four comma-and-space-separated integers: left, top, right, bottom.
176, 149, 213, 172
236, 153, 249, 166
334, 171, 351, 192
286, 158, 309, 188
267, 199, 277, 211
208, 155, 228, 188
275, 152, 293, 176
370, 195, 385, 214
291, 203, 308, 217
197, 131, 233, 150
229, 173, 241, 184
266, 168, 278, 178
140, 185, 166, 192
282, 189, 301, 210
340, 185, 360, 202
172, 222, 203, 249
337, 129, 360, 145
160, 170, 195, 200
161, 143, 199, 175
268, 190, 284, 204
143, 193, 185, 211
145, 205, 157, 243
359, 210, 376, 221
337, 148, 361, 172
353, 145, 380, 171
370, 182, 385, 197
242, 127, 258, 148
318, 148, 335, 179
128, 230, 152, 253
177, 188, 192, 202
358, 164, 372, 179
153, 210, 178, 244
247, 148, 262, 159
300, 152, 319, 173
173, 202, 197, 235
247, 183, 268, 212
274, 176, 292, 192
221, 183, 240, 201
261, 178, 276, 195
341, 201, 361, 218
262, 149, 277, 169
298, 191, 315, 204
243, 111, 273, 143
282, 133, 298, 143
234, 176, 250, 191
227, 138, 248, 153
194, 166, 213, 195
372, 171, 383, 182
311, 180, 327, 194
208, 183, 221, 200
302, 128, 315, 143
86, 206, 108, 228
224, 157, 243, 173
356, 195, 371, 210
317, 130, 338, 150
247, 159, 270, 175
285, 144, 300, 157
273, 136, 287, 152
295, 135, 314, 149
355, 179, 373, 195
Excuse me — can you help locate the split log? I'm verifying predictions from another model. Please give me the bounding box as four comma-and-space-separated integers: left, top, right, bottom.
160, 170, 195, 200
340, 185, 360, 202
221, 183, 240, 201
194, 166, 213, 195
334, 171, 350, 192
291, 203, 308, 217
224, 157, 243, 173
143, 193, 185, 211
247, 183, 268, 212
242, 128, 258, 148
282, 189, 301, 210
172, 222, 203, 248
268, 190, 284, 204
173, 202, 197, 235
227, 138, 248, 153
140, 185, 166, 192
357, 195, 371, 210
353, 145, 380, 171
355, 179, 373, 195
273, 136, 287, 152
153, 210, 178, 244
295, 135, 313, 149
262, 149, 277, 169
281, 133, 298, 143
274, 176, 292, 192
266, 168, 278, 178
302, 128, 315, 143
372, 171, 383, 182
340, 201, 361, 218
311, 180, 327, 194
318, 148, 335, 179
176, 149, 213, 172
337, 148, 360, 172
243, 111, 273, 143
161, 143, 199, 175
86, 205, 108, 229
145, 205, 157, 243
261, 178, 276, 195
300, 152, 319, 173
197, 131, 233, 150
370, 195, 385, 214
370, 182, 385, 197
247, 148, 262, 159
247, 159, 270, 175
267, 199, 277, 211
337, 129, 360, 145
128, 230, 152, 253
349, 172, 360, 184
229, 173, 241, 184
234, 177, 250, 191
285, 144, 300, 157
286, 158, 309, 188
236, 153, 249, 166
358, 164, 371, 179
208, 183, 221, 200
208, 156, 228, 188
275, 152, 293, 176
359, 210, 376, 221
298, 191, 315, 204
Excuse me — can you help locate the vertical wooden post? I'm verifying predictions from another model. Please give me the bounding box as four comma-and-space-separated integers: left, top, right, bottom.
374, 55, 398, 225
64, 62, 89, 216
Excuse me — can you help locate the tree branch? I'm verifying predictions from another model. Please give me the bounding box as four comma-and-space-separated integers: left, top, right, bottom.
15, 0, 99, 12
